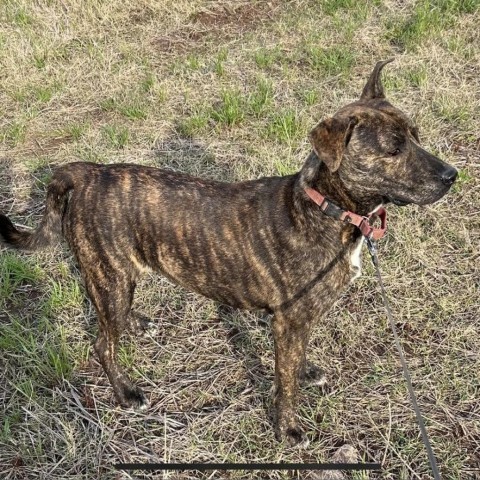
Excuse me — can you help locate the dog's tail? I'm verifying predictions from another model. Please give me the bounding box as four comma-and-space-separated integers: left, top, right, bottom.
0, 163, 83, 251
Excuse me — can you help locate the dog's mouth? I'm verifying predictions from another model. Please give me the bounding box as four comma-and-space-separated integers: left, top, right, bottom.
384, 195, 411, 207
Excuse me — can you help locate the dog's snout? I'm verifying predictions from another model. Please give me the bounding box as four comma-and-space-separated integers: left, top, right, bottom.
440, 166, 458, 186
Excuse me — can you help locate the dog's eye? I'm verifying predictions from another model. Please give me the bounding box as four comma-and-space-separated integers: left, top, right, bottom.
388, 148, 401, 156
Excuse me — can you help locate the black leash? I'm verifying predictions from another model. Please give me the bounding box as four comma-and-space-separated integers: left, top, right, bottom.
365, 237, 442, 480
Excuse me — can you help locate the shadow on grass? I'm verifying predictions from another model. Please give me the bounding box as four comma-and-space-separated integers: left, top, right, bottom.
216, 304, 273, 402
152, 135, 237, 182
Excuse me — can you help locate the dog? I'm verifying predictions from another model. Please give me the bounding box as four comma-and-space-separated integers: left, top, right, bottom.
0, 60, 457, 447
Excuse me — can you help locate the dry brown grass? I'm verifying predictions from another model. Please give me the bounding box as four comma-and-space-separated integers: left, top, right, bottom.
1, 0, 479, 479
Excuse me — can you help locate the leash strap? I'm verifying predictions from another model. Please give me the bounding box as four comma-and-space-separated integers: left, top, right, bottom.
365, 238, 442, 480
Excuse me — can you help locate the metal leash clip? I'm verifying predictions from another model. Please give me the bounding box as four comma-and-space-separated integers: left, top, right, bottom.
365, 236, 378, 265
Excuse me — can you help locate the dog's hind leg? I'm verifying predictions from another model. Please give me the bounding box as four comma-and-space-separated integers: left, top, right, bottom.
84, 269, 148, 410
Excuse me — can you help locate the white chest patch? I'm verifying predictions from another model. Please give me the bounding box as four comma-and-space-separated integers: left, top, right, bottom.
350, 237, 364, 282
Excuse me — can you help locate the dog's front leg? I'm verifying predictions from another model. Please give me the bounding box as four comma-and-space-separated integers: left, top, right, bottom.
271, 312, 310, 447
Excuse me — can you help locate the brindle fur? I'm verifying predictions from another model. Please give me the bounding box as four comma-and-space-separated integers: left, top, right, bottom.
0, 61, 457, 447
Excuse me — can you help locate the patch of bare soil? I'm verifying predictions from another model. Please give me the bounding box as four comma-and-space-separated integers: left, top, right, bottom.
155, 1, 281, 53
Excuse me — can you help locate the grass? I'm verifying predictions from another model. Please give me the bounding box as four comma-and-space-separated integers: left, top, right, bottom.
300, 89, 320, 107
102, 124, 130, 149
248, 78, 274, 117
405, 65, 428, 88
1, 121, 27, 147
214, 48, 228, 77
211, 89, 245, 126
267, 109, 304, 144
321, 0, 382, 17
254, 47, 283, 69
304, 45, 355, 77
178, 110, 210, 137
0, 253, 43, 303
58, 122, 89, 142
432, 95, 472, 126
387, 0, 480, 50
0, 0, 479, 479
100, 96, 148, 120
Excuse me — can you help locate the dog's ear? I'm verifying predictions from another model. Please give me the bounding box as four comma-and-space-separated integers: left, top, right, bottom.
309, 116, 358, 172
360, 59, 394, 100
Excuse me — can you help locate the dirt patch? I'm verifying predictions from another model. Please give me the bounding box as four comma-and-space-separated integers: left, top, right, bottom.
128, 5, 156, 25
191, 2, 275, 28
154, 1, 281, 54
16, 108, 112, 157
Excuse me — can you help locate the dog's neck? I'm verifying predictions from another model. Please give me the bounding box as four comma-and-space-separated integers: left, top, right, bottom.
295, 151, 379, 217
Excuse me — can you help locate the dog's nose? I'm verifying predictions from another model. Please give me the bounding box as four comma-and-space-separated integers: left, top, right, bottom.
441, 166, 458, 186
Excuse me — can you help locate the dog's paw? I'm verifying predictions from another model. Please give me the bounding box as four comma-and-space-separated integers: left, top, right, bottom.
286, 426, 310, 448
300, 362, 327, 388
141, 322, 159, 337
129, 311, 158, 337
276, 424, 310, 448
119, 385, 149, 411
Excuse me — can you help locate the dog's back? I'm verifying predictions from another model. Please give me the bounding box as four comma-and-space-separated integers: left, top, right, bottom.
1, 162, 313, 310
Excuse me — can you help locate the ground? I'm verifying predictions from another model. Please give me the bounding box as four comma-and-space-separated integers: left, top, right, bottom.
0, 0, 479, 479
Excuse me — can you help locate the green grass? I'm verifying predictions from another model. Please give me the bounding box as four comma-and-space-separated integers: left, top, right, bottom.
0, 253, 43, 302
59, 122, 89, 141
214, 48, 228, 76
42, 279, 83, 316
304, 45, 355, 77
247, 78, 273, 117
102, 124, 130, 148
321, 0, 382, 16
140, 72, 155, 93
12, 7, 34, 27
405, 65, 428, 87
178, 110, 210, 137
267, 109, 304, 143
444, 36, 476, 59
1, 121, 27, 146
254, 47, 283, 69
387, 0, 480, 50
1, 317, 74, 387
433, 95, 471, 125
185, 54, 201, 71
11, 82, 62, 106
100, 95, 148, 120
118, 102, 148, 120
272, 157, 298, 176
171, 54, 204, 74
210, 89, 245, 126
33, 49, 48, 70
300, 89, 319, 106
451, 168, 473, 193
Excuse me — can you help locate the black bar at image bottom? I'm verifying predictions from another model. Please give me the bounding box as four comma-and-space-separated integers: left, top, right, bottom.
115, 462, 382, 472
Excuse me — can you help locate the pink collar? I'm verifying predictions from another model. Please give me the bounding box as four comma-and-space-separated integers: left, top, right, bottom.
304, 187, 387, 240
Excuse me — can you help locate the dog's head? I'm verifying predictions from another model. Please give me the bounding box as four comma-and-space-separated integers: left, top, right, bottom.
309, 60, 457, 208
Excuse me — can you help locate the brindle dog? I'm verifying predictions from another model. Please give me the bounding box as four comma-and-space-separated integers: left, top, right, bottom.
0, 61, 457, 447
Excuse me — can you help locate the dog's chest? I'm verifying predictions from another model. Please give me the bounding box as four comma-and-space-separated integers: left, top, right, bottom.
349, 237, 364, 281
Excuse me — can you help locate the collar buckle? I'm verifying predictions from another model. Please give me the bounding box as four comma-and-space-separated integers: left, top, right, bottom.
320, 200, 345, 220
304, 187, 387, 240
